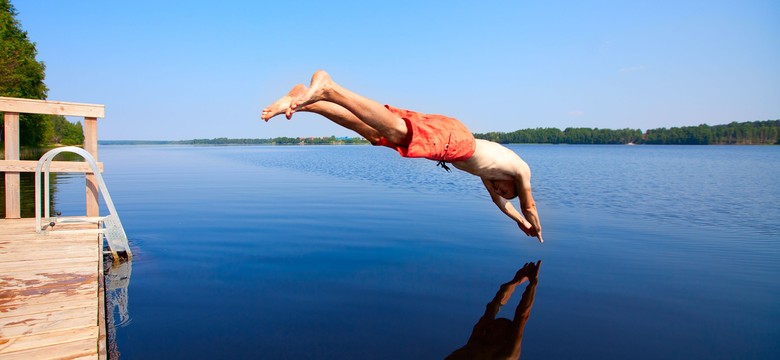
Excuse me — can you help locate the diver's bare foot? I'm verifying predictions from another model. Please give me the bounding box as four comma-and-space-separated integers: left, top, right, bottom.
289, 70, 334, 114
261, 84, 306, 121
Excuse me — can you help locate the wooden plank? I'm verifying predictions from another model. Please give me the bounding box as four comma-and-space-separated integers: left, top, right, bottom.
0, 234, 102, 248
3, 112, 19, 160
0, 253, 95, 263
0, 239, 95, 250
0, 306, 95, 337
0, 219, 38, 233
0, 288, 97, 313
0, 232, 97, 243
4, 112, 20, 220
0, 228, 102, 240
0, 238, 94, 250
0, 269, 96, 287
0, 269, 95, 283
0, 235, 87, 247
0, 258, 97, 274
0, 297, 94, 317
0, 97, 104, 118
2, 312, 98, 339
0, 223, 95, 233
0, 253, 95, 264
0, 252, 93, 262
83, 118, 98, 158
0, 278, 96, 299
0, 237, 95, 247
0, 325, 99, 353
0, 337, 97, 360
0, 218, 99, 237
0, 226, 97, 238
0, 257, 96, 271
0, 247, 96, 261
0, 230, 96, 239
83, 117, 99, 218
0, 160, 104, 173
0, 289, 96, 309
0, 278, 97, 309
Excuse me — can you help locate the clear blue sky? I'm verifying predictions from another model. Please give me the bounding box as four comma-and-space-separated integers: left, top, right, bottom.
13, 0, 780, 140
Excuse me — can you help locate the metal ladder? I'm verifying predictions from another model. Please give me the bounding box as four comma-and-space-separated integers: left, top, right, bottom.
35, 146, 132, 260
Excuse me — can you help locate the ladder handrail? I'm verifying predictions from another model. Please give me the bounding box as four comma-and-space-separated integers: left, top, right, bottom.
35, 146, 131, 258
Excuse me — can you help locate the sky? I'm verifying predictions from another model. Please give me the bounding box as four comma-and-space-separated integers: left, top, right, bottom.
11, 0, 780, 140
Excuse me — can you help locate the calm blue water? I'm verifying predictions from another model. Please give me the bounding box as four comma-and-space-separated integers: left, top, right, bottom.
51, 144, 779, 359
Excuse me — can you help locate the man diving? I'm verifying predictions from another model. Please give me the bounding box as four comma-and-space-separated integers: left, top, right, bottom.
262, 70, 543, 242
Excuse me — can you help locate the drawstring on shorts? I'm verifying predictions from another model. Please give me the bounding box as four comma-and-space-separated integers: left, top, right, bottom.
436, 161, 451, 172
436, 135, 452, 172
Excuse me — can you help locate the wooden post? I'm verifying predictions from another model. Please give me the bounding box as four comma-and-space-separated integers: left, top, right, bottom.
84, 117, 99, 217
4, 112, 20, 219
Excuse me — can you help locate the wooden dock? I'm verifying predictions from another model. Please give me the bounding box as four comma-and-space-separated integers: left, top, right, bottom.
1, 97, 115, 359
0, 218, 106, 359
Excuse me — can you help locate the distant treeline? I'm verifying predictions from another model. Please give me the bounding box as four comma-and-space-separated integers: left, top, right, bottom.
474, 120, 780, 145
188, 136, 369, 145
100, 136, 370, 146
99, 120, 780, 146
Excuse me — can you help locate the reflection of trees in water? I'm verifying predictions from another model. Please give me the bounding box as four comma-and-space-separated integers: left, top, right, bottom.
0, 148, 83, 218
446, 261, 541, 360
105, 256, 132, 359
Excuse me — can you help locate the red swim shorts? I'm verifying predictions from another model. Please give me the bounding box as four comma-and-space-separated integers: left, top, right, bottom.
373, 105, 476, 162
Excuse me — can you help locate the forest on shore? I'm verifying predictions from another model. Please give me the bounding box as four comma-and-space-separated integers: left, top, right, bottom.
106, 119, 780, 146
101, 136, 371, 146
474, 120, 779, 145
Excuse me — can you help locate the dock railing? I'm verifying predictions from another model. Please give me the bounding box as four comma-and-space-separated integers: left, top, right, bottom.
1, 96, 105, 219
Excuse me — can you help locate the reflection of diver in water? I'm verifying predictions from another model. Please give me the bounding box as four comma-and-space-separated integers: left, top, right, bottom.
446, 261, 541, 360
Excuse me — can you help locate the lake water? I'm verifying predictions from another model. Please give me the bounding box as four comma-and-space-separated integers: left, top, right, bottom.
45, 144, 779, 359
